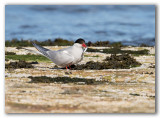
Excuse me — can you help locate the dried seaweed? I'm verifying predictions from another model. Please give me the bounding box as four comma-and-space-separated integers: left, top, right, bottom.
71, 54, 141, 70
87, 48, 149, 55
28, 76, 105, 85
5, 60, 34, 69
5, 51, 16, 55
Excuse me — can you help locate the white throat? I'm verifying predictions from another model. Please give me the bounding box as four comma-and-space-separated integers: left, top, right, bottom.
73, 43, 82, 48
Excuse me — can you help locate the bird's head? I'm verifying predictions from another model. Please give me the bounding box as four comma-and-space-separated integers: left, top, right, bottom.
75, 38, 87, 48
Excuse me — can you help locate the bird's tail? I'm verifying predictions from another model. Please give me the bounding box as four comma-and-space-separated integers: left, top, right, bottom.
32, 42, 51, 59
19, 47, 42, 55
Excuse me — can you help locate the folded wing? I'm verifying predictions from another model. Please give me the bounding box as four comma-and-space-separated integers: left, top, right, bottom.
47, 50, 74, 66
32, 42, 74, 66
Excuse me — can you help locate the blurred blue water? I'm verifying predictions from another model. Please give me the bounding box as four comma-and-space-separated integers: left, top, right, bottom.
5, 5, 155, 46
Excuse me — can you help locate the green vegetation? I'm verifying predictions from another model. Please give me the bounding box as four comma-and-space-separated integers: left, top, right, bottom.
52, 38, 74, 46
5, 54, 51, 62
84, 55, 100, 57
6, 39, 33, 47
5, 38, 74, 47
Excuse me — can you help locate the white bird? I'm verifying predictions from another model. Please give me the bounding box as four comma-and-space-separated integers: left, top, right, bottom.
32, 38, 87, 69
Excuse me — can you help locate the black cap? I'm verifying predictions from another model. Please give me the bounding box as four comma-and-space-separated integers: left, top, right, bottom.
75, 38, 85, 44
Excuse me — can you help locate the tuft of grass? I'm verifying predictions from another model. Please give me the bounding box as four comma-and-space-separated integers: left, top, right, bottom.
5, 54, 52, 62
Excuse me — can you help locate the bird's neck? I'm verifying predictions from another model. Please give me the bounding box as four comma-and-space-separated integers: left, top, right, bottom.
73, 43, 82, 48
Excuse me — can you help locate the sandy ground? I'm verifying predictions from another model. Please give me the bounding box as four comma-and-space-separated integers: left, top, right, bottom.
5, 46, 155, 113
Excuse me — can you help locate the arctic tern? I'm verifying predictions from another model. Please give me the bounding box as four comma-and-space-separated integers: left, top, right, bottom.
32, 38, 87, 69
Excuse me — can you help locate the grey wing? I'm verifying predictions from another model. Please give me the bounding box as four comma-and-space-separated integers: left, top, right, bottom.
47, 50, 74, 66
58, 46, 73, 53
32, 42, 51, 59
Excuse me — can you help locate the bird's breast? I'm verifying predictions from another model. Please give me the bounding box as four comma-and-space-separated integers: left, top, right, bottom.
71, 48, 83, 64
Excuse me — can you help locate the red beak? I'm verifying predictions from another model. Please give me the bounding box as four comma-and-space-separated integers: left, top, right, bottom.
82, 43, 87, 48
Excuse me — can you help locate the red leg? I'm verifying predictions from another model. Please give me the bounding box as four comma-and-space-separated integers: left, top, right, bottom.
66, 66, 68, 69
69, 65, 71, 69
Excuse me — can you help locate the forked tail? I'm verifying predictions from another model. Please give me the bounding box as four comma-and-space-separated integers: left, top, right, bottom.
32, 42, 51, 59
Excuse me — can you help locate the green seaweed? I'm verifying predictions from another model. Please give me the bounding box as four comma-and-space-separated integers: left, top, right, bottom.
5, 54, 51, 62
